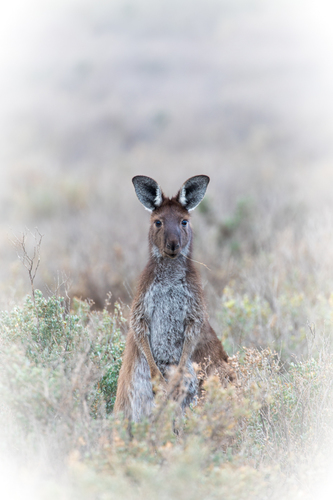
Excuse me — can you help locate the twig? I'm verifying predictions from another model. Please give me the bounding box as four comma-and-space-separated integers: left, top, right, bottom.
183, 254, 212, 271
10, 228, 44, 339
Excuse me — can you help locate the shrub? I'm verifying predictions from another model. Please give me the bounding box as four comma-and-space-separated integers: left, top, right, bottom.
0, 291, 126, 429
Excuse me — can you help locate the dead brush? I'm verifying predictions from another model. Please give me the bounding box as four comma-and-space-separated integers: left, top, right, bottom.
228, 344, 333, 471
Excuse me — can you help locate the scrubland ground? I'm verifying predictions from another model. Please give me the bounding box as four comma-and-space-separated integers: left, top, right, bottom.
2, 0, 333, 498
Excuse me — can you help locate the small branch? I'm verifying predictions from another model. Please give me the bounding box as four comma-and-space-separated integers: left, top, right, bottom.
10, 228, 44, 339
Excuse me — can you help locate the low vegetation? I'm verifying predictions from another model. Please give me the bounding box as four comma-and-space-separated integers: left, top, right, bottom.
1, 245, 333, 498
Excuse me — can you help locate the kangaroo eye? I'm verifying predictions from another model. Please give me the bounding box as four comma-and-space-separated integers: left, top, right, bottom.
181, 220, 188, 227
155, 220, 162, 228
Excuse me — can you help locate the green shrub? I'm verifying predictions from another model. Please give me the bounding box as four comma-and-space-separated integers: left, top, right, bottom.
0, 291, 126, 421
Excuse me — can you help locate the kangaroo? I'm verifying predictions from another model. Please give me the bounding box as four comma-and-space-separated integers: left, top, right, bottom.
114, 175, 232, 422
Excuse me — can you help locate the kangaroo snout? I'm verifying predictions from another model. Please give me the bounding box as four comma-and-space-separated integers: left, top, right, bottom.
165, 236, 181, 258
166, 240, 180, 251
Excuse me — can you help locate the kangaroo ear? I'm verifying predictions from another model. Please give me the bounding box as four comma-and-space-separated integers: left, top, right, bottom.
132, 176, 164, 211
178, 175, 210, 211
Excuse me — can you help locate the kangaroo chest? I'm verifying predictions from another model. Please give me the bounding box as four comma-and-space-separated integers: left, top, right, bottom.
143, 278, 193, 373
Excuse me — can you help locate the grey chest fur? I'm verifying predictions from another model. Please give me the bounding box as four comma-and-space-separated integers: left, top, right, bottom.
143, 278, 192, 374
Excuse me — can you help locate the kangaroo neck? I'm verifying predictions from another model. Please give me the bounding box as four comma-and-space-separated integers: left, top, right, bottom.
149, 249, 192, 281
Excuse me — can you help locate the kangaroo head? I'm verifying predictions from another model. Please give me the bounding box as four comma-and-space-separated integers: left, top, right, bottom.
132, 175, 210, 259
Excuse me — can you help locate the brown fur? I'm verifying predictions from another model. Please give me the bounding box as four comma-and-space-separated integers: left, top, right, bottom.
114, 176, 233, 420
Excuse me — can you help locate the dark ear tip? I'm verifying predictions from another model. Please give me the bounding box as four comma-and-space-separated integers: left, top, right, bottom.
132, 175, 155, 186
193, 174, 210, 184
132, 175, 143, 185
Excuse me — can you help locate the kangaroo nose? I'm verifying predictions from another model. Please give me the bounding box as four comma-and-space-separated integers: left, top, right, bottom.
166, 241, 180, 251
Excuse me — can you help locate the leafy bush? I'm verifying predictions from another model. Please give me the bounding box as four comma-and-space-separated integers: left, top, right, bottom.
0, 290, 126, 427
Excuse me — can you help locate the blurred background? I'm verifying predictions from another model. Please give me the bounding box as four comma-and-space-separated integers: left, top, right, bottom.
1, 0, 333, 354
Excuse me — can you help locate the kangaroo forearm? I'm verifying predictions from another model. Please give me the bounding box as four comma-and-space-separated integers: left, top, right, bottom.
132, 313, 165, 381
137, 335, 165, 381
178, 324, 200, 369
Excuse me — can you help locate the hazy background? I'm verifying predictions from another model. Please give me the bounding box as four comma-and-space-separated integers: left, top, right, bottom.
0, 0, 333, 316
